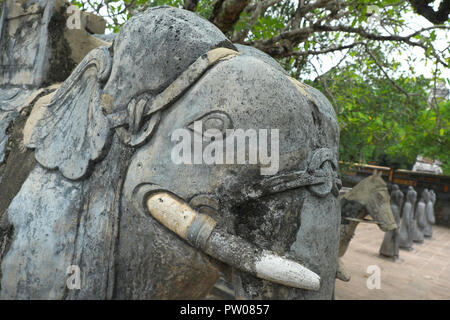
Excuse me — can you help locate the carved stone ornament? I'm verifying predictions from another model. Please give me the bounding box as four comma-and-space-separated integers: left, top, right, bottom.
1, 6, 341, 300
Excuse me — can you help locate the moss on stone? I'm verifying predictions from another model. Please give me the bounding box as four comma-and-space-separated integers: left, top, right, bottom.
46, 4, 76, 85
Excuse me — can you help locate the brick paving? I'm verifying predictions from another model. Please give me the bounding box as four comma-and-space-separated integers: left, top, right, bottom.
335, 223, 450, 300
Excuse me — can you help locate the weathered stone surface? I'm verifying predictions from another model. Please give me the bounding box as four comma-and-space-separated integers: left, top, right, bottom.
65, 134, 134, 299
399, 186, 417, 250
92, 33, 115, 43
27, 46, 112, 180
0, 86, 38, 164
0, 0, 53, 86
81, 11, 106, 35
337, 172, 396, 281
0, 85, 61, 290
46, 2, 109, 84
412, 189, 427, 243
27, 5, 233, 181
379, 184, 403, 259
118, 51, 340, 299
424, 189, 435, 238
0, 88, 34, 112
0, 0, 112, 299
1, 165, 82, 299
234, 43, 288, 75
0, 111, 17, 164
1, 6, 341, 300
101, 5, 236, 112
0, 108, 36, 217
63, 28, 110, 66
0, 0, 109, 180
0, 0, 108, 87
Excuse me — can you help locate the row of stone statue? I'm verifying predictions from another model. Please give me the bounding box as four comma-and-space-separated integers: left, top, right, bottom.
379, 185, 436, 260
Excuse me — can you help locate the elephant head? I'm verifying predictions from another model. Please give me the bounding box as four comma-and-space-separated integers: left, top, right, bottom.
1, 6, 340, 300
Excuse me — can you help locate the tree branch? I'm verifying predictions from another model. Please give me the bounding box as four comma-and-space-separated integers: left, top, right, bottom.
183, 0, 198, 12
314, 24, 449, 67
248, 22, 449, 67
209, 0, 251, 33
409, 0, 450, 24
364, 43, 411, 100
284, 41, 364, 58
232, 0, 284, 43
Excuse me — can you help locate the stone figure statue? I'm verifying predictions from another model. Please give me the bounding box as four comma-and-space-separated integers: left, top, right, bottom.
424, 189, 436, 238
430, 189, 437, 212
399, 186, 417, 250
337, 172, 397, 281
0, 6, 341, 299
412, 188, 427, 243
379, 184, 403, 260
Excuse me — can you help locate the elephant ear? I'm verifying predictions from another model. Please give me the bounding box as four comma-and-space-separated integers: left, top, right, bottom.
27, 46, 112, 180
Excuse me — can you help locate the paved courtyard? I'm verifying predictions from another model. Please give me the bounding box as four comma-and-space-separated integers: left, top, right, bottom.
335, 223, 450, 300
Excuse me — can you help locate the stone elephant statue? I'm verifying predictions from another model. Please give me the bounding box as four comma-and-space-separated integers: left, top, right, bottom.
0, 6, 340, 300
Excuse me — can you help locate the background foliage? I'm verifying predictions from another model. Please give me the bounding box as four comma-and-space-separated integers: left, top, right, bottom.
70, 0, 449, 173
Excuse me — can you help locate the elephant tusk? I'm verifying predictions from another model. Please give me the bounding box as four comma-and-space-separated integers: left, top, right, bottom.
146, 192, 321, 291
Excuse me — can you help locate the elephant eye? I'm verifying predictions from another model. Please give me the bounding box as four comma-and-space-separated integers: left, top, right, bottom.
187, 111, 233, 140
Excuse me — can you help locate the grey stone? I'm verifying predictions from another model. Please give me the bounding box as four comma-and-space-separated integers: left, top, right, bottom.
0, 85, 59, 165
424, 189, 436, 238
0, 0, 112, 299
0, 87, 35, 112
379, 184, 403, 259
412, 189, 427, 243
26, 46, 112, 180
399, 186, 417, 250
0, 86, 60, 285
101, 6, 236, 112
92, 33, 116, 43
0, 0, 109, 178
234, 43, 288, 75
337, 172, 396, 281
81, 11, 106, 34
0, 0, 109, 87
1, 165, 82, 299
0, 87, 36, 165
1, 6, 341, 300
118, 51, 340, 299
0, 0, 54, 86
0, 111, 18, 164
